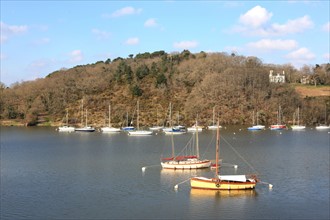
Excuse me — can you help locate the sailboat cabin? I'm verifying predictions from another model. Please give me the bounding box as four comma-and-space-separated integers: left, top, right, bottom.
269, 70, 285, 83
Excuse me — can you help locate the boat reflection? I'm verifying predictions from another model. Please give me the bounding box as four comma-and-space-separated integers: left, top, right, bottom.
190, 188, 257, 198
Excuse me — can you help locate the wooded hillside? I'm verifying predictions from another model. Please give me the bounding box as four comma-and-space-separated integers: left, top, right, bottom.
1, 50, 329, 127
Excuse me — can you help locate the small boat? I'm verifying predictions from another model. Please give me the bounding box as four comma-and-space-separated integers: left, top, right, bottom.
150, 107, 164, 131
187, 125, 203, 132
315, 125, 330, 130
75, 100, 95, 132
101, 104, 121, 133
122, 126, 135, 131
163, 127, 186, 135
248, 111, 265, 130
291, 107, 306, 130
190, 119, 258, 190
121, 111, 135, 131
208, 107, 222, 130
161, 113, 211, 169
128, 100, 153, 136
101, 127, 121, 132
248, 125, 266, 130
58, 125, 75, 132
58, 109, 75, 132
75, 126, 95, 132
162, 104, 186, 135
270, 106, 287, 130
316, 106, 329, 130
270, 124, 287, 130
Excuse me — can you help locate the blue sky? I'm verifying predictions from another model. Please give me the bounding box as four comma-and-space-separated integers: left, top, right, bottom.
1, 1, 329, 86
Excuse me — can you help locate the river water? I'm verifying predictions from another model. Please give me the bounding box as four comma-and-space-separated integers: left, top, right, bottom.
1, 126, 329, 219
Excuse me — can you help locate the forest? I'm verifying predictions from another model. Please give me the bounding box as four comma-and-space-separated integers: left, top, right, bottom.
1, 50, 329, 127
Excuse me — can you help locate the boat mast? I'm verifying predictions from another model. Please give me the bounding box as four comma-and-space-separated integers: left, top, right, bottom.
297, 107, 300, 126
256, 111, 259, 125
212, 107, 215, 126
215, 119, 220, 178
66, 109, 69, 126
85, 109, 88, 127
81, 99, 84, 127
109, 104, 112, 127
170, 103, 175, 158
195, 118, 199, 158
137, 100, 139, 130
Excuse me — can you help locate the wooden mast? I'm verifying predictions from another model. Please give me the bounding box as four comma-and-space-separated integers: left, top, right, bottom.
215, 118, 220, 178
137, 100, 139, 130
170, 102, 175, 158
108, 104, 111, 127
195, 118, 199, 159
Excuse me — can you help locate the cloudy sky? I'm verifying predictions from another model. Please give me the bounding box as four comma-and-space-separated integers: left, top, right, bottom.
1, 1, 329, 86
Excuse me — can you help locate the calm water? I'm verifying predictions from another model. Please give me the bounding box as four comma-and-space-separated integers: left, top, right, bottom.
1, 126, 329, 219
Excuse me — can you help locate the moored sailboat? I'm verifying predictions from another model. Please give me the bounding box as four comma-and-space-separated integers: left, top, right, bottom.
316, 105, 330, 130
128, 100, 153, 136
58, 109, 75, 132
75, 109, 95, 132
161, 118, 211, 169
101, 104, 121, 133
75, 100, 95, 132
208, 107, 222, 130
270, 106, 287, 130
248, 111, 265, 130
291, 107, 306, 130
190, 120, 258, 190
162, 103, 186, 135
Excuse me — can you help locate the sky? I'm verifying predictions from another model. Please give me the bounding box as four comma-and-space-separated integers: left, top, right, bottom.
1, 1, 329, 86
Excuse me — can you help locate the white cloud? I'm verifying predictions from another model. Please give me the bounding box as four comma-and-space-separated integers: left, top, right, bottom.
111, 6, 142, 17
323, 53, 330, 61
247, 39, 298, 51
233, 6, 314, 36
68, 50, 83, 63
125, 37, 139, 45
144, 18, 158, 27
92, 28, 111, 40
0, 21, 28, 43
239, 5, 273, 28
271, 15, 313, 35
285, 47, 315, 64
173, 40, 198, 49
322, 22, 330, 32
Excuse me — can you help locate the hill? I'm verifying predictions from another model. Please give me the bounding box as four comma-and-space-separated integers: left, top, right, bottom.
1, 50, 329, 127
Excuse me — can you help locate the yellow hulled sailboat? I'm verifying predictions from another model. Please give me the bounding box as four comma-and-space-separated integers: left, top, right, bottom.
190, 119, 258, 190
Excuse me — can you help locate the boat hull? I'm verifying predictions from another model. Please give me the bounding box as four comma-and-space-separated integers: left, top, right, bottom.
248, 125, 265, 130
190, 177, 256, 190
128, 130, 153, 136
187, 127, 203, 132
58, 126, 75, 132
161, 159, 211, 169
207, 125, 222, 130
101, 127, 121, 132
164, 130, 186, 135
270, 124, 287, 130
316, 125, 330, 130
291, 125, 306, 130
75, 127, 95, 132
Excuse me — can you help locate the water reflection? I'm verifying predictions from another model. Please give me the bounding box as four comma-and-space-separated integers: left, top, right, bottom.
190, 188, 257, 198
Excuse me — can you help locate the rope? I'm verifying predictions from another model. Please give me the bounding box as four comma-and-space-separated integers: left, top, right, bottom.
201, 131, 216, 158
221, 135, 259, 175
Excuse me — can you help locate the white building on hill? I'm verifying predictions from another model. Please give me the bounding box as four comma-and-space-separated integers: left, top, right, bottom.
269, 70, 285, 83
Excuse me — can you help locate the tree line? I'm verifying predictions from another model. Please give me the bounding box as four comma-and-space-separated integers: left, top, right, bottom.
1, 50, 329, 127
